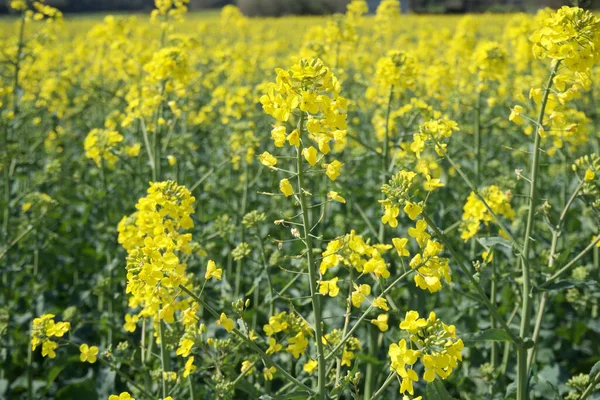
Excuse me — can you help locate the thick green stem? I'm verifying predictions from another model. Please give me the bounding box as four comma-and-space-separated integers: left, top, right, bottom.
474, 89, 482, 186
517, 61, 560, 400
256, 234, 275, 318
335, 269, 353, 388
368, 84, 394, 400
370, 371, 395, 400
579, 371, 600, 400
528, 178, 585, 370
378, 85, 394, 244
234, 161, 249, 298
296, 112, 326, 399
158, 315, 169, 398
490, 258, 498, 367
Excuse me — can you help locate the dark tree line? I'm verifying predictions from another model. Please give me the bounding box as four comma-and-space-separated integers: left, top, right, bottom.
1, 0, 597, 17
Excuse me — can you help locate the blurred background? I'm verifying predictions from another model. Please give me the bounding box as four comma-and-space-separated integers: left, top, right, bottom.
0, 0, 597, 17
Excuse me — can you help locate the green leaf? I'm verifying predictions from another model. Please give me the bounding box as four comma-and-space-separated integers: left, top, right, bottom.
478, 236, 512, 249
590, 361, 600, 378
462, 328, 515, 344
425, 379, 454, 400
539, 280, 598, 292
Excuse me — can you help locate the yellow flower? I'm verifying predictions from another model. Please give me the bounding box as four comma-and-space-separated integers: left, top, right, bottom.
167, 155, 177, 166
351, 284, 371, 307
259, 151, 277, 167
287, 129, 300, 147
509, 105, 525, 125
279, 179, 294, 197
424, 175, 444, 191
399, 368, 419, 395
325, 160, 344, 181
392, 238, 410, 257
124, 314, 139, 333
42, 341, 58, 358
303, 359, 318, 373
302, 146, 318, 166
266, 337, 283, 355
263, 366, 276, 380
373, 297, 389, 311
403, 202, 422, 220
408, 220, 430, 248
205, 260, 222, 280
241, 360, 255, 374
271, 125, 287, 147
176, 338, 194, 357
371, 314, 389, 332
216, 313, 235, 333
327, 191, 346, 203
318, 277, 340, 297
584, 168, 595, 181
79, 344, 99, 364
286, 332, 308, 358
381, 203, 400, 228
399, 311, 427, 333
108, 392, 135, 400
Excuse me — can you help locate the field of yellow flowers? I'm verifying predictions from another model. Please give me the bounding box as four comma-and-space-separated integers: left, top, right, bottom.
1, 1, 600, 399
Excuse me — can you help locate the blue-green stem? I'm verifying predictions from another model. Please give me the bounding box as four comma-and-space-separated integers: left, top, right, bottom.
368, 84, 394, 400
295, 112, 326, 399
517, 60, 560, 400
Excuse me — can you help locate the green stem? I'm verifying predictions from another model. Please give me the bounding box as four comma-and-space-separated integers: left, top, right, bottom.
368, 84, 394, 400
579, 371, 600, 400
296, 112, 326, 399
474, 88, 482, 186
158, 314, 169, 398
234, 161, 249, 298
517, 60, 560, 400
378, 85, 394, 243
490, 257, 498, 367
370, 371, 395, 400
188, 376, 197, 400
256, 233, 275, 318
335, 269, 353, 388
325, 270, 413, 361
541, 234, 600, 288
528, 177, 584, 371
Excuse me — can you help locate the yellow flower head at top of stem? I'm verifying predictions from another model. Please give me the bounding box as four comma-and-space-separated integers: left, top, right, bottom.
117, 181, 195, 323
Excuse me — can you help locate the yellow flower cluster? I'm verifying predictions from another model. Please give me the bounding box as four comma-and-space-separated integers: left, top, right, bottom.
151, 0, 190, 21
531, 7, 600, 74
320, 230, 391, 279
83, 128, 124, 169
10, 0, 62, 21
260, 58, 347, 182
470, 40, 507, 84
263, 311, 313, 359
117, 181, 195, 325
389, 311, 463, 395
375, 51, 418, 90
380, 171, 451, 292
322, 329, 361, 367
461, 185, 515, 241
410, 118, 459, 159
31, 314, 70, 359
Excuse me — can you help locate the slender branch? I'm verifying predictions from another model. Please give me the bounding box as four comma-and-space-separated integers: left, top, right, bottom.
179, 284, 315, 395
421, 212, 521, 345
325, 269, 414, 361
